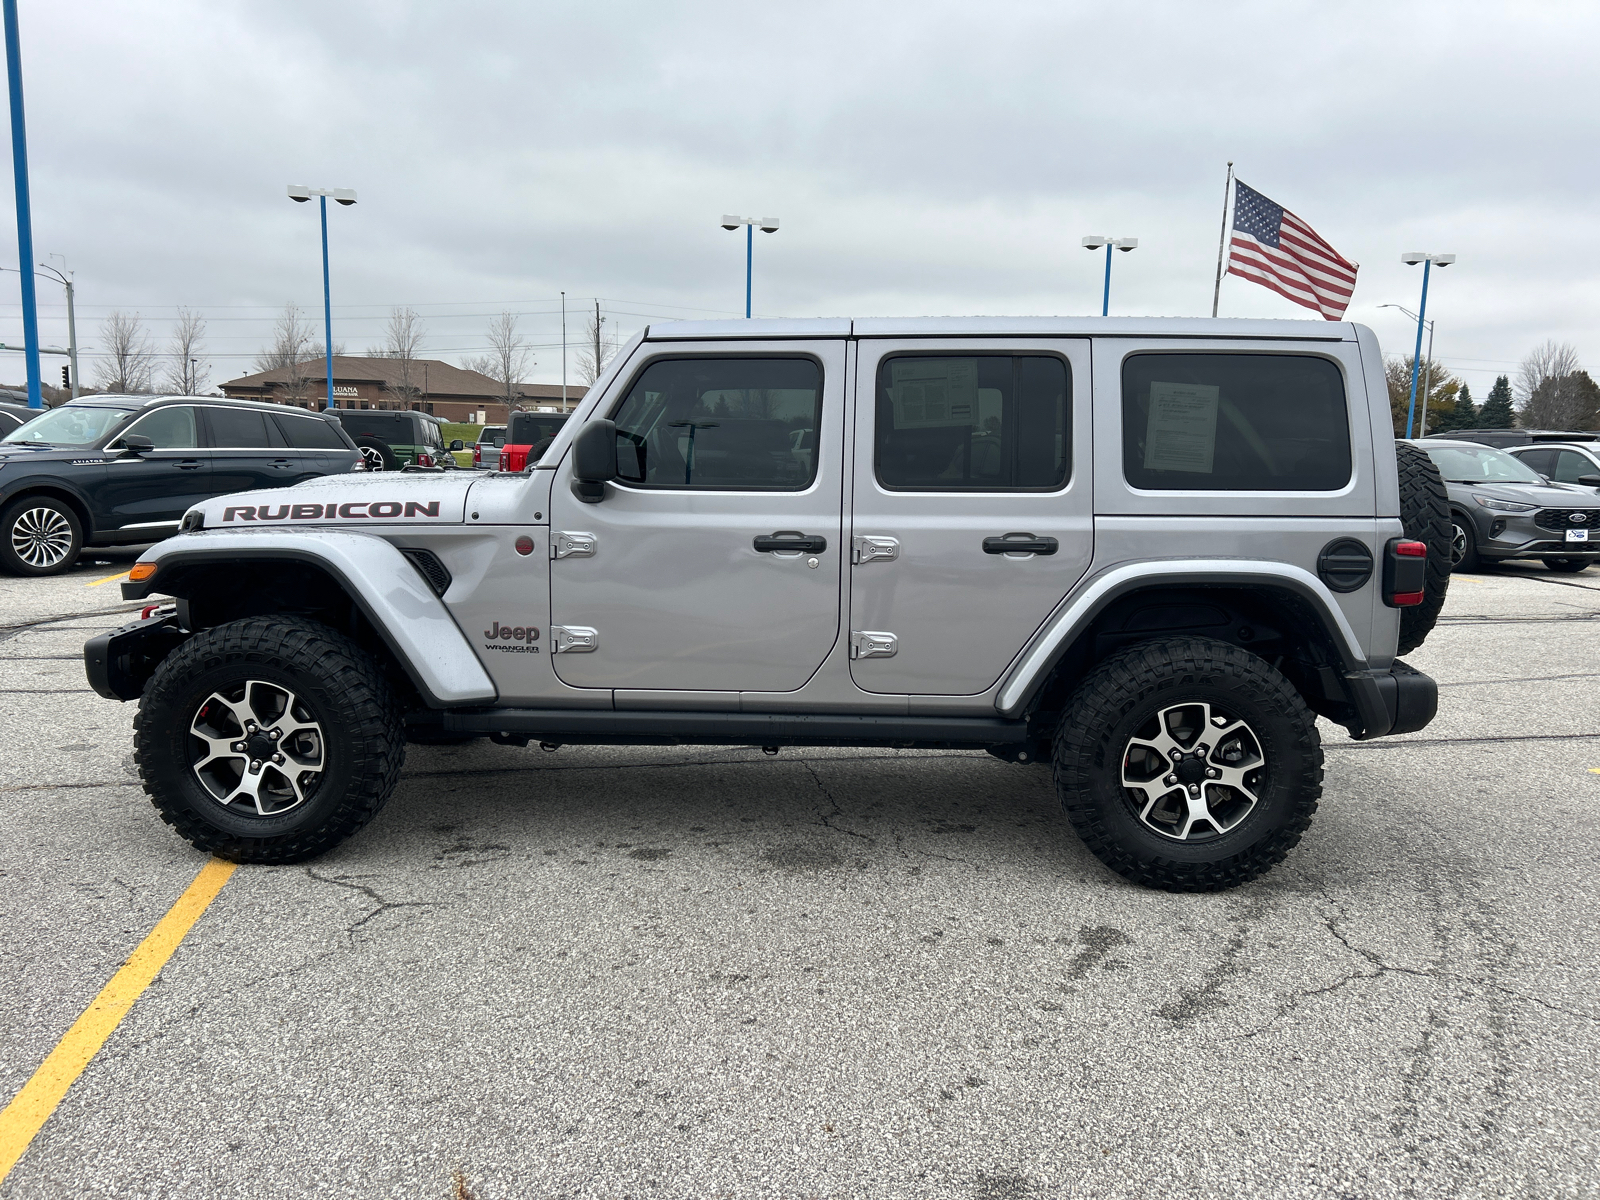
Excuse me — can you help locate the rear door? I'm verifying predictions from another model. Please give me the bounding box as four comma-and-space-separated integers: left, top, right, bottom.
547, 341, 845, 693
203, 406, 287, 494
271, 411, 349, 480
848, 339, 1094, 695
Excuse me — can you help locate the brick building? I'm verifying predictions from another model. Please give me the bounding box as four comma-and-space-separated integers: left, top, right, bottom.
219, 357, 586, 423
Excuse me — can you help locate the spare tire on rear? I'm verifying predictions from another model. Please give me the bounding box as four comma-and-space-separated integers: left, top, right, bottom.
354, 435, 397, 472
1395, 441, 1451, 655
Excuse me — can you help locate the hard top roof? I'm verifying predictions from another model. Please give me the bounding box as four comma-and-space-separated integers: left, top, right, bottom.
643, 316, 1357, 341
64, 393, 332, 417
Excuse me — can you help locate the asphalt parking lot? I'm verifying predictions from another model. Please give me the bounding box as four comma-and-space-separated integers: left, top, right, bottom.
0, 553, 1597, 1200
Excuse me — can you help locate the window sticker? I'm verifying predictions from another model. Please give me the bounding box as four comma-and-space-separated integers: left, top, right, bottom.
889, 358, 978, 428
1143, 381, 1220, 474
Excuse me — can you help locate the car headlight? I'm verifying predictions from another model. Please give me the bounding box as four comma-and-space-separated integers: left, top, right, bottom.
1473, 494, 1536, 512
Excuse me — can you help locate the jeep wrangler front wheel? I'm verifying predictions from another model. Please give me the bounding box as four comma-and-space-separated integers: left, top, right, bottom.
1053, 636, 1322, 892
134, 616, 405, 864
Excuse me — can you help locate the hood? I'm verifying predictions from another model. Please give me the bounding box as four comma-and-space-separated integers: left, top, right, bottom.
192, 469, 481, 528
1456, 479, 1600, 508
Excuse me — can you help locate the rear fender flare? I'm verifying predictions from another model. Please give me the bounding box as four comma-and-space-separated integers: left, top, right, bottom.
994, 559, 1368, 718
121, 529, 497, 707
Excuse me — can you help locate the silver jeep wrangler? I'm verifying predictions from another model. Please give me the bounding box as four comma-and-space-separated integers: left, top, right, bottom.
87, 318, 1448, 891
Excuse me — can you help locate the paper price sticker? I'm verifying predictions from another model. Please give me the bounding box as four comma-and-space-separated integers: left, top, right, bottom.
1144, 382, 1220, 475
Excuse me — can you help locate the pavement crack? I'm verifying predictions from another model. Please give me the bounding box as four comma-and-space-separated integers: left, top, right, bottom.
800, 761, 874, 841
304, 867, 440, 944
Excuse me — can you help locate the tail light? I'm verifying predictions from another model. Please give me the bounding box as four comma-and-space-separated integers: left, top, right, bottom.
1384, 539, 1427, 607
417, 452, 434, 467
473, 443, 481, 466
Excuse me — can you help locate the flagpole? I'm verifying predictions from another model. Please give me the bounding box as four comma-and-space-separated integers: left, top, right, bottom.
1210, 162, 1234, 318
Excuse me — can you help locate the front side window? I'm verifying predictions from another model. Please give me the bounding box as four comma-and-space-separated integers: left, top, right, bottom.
610, 357, 822, 490
875, 355, 1069, 490
1554, 449, 1598, 483
125, 406, 198, 449
1122, 353, 1351, 491
3, 405, 134, 447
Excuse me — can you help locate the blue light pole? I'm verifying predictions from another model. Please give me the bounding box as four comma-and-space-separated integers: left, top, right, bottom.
3, 0, 41, 408
288, 185, 357, 410
721, 215, 780, 317
1400, 251, 1455, 439
1081, 236, 1138, 316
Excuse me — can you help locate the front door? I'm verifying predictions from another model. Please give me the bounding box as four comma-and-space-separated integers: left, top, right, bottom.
99, 404, 210, 531
548, 341, 846, 693
849, 339, 1094, 695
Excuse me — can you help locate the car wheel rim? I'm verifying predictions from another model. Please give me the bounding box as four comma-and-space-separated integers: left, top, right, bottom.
10, 506, 74, 568
1450, 522, 1468, 566
189, 680, 326, 817
1119, 701, 1265, 842
360, 445, 387, 471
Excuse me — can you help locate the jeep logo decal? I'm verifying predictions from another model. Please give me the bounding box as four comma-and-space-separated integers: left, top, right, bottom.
220, 501, 441, 521
484, 621, 539, 642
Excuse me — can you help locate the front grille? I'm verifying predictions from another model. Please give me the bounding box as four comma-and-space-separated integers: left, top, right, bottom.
1534, 508, 1599, 532
401, 548, 452, 596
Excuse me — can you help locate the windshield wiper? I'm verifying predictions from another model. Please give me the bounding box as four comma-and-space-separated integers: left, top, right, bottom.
1, 439, 54, 448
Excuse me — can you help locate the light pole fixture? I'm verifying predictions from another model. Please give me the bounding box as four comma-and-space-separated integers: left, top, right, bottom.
721, 215, 779, 318
1082, 236, 1138, 317
1399, 252, 1454, 439
1380, 303, 1437, 437
37, 259, 77, 399
288, 184, 357, 410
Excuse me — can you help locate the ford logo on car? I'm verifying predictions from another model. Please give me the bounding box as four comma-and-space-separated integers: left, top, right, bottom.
1570, 512, 1590, 524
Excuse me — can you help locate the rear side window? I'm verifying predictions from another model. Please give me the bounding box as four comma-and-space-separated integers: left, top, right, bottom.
275, 414, 346, 450
206, 407, 275, 449
609, 357, 823, 490
508, 414, 568, 445
876, 355, 1070, 490
338, 414, 405, 440
1121, 353, 1351, 491
126, 405, 198, 449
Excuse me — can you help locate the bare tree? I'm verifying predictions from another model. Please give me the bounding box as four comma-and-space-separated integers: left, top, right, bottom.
575, 301, 617, 386
462, 312, 535, 409
253, 303, 315, 374
1516, 340, 1589, 428
372, 307, 426, 406
93, 311, 156, 393
163, 308, 209, 395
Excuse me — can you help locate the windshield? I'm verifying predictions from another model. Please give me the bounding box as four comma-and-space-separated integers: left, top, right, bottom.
1425, 444, 1545, 485
2, 405, 135, 447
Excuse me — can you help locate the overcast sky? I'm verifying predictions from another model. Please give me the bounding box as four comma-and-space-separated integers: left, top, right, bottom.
3, 0, 1597, 395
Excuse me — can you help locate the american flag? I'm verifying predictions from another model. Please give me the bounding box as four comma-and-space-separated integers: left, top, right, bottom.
1227, 180, 1357, 320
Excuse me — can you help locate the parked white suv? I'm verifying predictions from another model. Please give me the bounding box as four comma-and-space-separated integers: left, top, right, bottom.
88, 317, 1448, 891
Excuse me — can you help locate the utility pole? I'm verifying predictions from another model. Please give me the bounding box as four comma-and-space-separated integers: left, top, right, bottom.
560, 291, 567, 411
39, 259, 76, 398
593, 299, 603, 386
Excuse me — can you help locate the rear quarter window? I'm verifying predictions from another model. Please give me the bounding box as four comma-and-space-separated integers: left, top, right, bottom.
1121, 353, 1351, 491
275, 414, 348, 450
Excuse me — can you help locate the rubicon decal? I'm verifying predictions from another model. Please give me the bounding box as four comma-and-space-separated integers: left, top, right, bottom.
220, 501, 442, 521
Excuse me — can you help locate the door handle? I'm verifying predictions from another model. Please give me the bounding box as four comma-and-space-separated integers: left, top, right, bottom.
753, 531, 827, 554
983, 533, 1058, 556
175, 460, 202, 470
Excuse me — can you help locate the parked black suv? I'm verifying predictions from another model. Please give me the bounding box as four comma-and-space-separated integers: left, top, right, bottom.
0, 394, 361, 575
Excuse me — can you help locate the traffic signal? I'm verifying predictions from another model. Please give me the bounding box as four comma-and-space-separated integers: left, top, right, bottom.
61, 366, 69, 389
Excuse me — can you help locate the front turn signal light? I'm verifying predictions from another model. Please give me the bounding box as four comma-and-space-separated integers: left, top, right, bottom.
128, 562, 158, 582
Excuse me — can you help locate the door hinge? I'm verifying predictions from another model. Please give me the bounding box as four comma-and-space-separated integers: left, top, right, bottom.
550, 626, 599, 653
849, 630, 898, 660
851, 535, 899, 565
551, 531, 597, 559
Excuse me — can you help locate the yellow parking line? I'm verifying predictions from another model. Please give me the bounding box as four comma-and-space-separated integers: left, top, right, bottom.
84, 570, 129, 588
0, 857, 237, 1182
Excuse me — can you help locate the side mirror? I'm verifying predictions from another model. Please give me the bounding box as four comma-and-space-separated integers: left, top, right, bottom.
1578, 474, 1600, 487
570, 419, 616, 504
449, 439, 464, 451
121, 434, 154, 455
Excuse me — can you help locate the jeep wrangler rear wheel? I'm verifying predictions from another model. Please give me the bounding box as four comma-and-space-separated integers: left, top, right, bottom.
1053, 636, 1322, 892
134, 616, 405, 864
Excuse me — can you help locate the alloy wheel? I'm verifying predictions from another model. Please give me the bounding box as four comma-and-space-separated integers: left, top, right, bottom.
359, 445, 387, 471
1120, 701, 1266, 842
189, 680, 326, 816
10, 505, 75, 569
1450, 522, 1468, 567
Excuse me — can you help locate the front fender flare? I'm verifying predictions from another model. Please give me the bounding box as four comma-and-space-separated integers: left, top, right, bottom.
121, 529, 497, 707
993, 559, 1369, 719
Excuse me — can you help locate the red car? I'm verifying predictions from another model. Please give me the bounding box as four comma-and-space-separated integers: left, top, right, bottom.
497, 411, 570, 471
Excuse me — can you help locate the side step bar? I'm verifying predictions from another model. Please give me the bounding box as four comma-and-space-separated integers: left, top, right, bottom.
441, 707, 1030, 749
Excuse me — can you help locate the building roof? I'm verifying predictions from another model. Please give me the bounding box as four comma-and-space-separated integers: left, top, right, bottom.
220, 357, 590, 404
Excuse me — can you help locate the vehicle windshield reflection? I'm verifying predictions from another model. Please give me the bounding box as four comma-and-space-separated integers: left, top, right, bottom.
2, 405, 136, 448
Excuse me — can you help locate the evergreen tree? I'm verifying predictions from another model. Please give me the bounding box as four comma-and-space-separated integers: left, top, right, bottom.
1478, 375, 1515, 428
1433, 383, 1476, 432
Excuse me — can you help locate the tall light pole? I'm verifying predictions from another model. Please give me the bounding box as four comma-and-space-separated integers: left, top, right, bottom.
37, 259, 76, 398
1400, 252, 1455, 439
721, 215, 779, 317
288, 185, 356, 411
1081, 236, 1138, 316
1380, 303, 1436, 437
3, 0, 41, 408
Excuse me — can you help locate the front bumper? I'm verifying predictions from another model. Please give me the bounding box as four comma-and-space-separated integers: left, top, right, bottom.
1343, 660, 1437, 740
84, 610, 190, 701
1479, 508, 1600, 561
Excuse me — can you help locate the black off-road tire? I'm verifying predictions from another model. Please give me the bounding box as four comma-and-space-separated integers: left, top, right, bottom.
1395, 441, 1451, 654
133, 616, 405, 864
1544, 557, 1591, 573
0, 495, 83, 576
355, 435, 397, 471
1053, 636, 1322, 892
